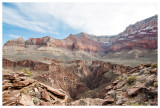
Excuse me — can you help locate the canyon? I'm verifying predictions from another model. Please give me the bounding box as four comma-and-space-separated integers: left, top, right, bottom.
2, 15, 158, 106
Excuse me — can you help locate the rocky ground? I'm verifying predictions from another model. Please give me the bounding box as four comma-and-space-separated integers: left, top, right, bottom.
2, 62, 158, 106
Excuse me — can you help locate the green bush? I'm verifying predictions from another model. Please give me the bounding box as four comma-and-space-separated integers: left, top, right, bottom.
34, 83, 39, 88
21, 87, 29, 94
119, 76, 125, 81
127, 76, 136, 85
20, 68, 32, 76
151, 63, 157, 69
33, 99, 38, 105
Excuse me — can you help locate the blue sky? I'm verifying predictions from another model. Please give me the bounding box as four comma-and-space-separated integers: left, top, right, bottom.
2, 2, 158, 44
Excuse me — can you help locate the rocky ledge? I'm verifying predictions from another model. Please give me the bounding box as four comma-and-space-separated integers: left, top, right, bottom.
2, 72, 68, 106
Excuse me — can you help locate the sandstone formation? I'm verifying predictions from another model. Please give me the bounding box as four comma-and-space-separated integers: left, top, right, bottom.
4, 37, 25, 47
4, 15, 157, 53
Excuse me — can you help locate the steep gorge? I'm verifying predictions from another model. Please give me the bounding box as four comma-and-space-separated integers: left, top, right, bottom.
3, 58, 131, 100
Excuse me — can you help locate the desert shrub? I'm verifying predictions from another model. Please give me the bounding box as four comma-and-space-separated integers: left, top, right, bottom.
33, 99, 38, 105
127, 76, 136, 85
20, 68, 32, 76
34, 83, 39, 88
119, 76, 125, 81
151, 63, 157, 69
21, 87, 29, 94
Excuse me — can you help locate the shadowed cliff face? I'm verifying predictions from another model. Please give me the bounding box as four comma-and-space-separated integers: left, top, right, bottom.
3, 59, 131, 100
4, 15, 157, 53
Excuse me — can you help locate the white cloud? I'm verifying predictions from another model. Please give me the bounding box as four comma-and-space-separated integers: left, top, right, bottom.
3, 2, 158, 36
8, 34, 21, 38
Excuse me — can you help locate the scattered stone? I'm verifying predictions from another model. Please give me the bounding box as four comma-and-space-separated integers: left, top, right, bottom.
150, 68, 157, 74
116, 80, 126, 89
130, 68, 139, 73
102, 97, 114, 105
32, 92, 41, 99
34, 88, 39, 92
107, 90, 116, 98
112, 80, 119, 85
116, 98, 124, 105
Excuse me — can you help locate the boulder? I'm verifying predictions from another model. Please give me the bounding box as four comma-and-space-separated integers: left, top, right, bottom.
127, 88, 141, 96
105, 85, 113, 92
127, 88, 138, 96
102, 97, 115, 105
112, 80, 119, 85
116, 98, 124, 105
18, 94, 34, 106
3, 98, 18, 106
3, 83, 12, 90
12, 78, 35, 88
17, 72, 28, 76
2, 80, 10, 84
135, 83, 146, 88
3, 73, 17, 80
115, 80, 126, 89
107, 90, 116, 98
48, 92, 55, 100
39, 83, 65, 99
41, 89, 50, 101
130, 68, 139, 73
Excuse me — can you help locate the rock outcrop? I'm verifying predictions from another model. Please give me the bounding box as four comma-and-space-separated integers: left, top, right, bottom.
107, 15, 157, 52
2, 71, 68, 106
4, 37, 25, 47
3, 15, 158, 53
3, 59, 51, 71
